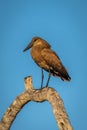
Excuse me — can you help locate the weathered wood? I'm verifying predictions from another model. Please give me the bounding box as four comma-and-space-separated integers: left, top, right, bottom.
0, 76, 73, 130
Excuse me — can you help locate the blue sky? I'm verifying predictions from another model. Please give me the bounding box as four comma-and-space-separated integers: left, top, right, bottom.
0, 0, 87, 130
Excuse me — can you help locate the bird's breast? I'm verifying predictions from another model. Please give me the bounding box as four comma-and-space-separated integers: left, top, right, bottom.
31, 47, 42, 64
30, 47, 49, 70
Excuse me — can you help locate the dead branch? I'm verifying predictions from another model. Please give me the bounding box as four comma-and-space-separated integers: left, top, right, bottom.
0, 76, 73, 130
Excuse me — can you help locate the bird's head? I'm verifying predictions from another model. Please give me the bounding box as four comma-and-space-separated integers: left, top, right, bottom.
23, 36, 51, 52
23, 37, 39, 52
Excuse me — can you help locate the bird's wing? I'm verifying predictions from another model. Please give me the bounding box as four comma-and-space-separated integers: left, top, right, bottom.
41, 48, 71, 81
41, 48, 62, 70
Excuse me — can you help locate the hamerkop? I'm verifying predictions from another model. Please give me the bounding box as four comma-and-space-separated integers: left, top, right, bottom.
23, 37, 71, 88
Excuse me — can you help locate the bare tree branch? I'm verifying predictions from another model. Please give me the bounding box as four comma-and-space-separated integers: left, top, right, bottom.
0, 76, 73, 130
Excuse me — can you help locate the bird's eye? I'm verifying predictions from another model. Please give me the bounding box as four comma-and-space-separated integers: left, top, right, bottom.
33, 38, 38, 42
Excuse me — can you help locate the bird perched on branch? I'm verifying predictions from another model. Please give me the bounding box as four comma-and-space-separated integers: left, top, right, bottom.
23, 37, 71, 88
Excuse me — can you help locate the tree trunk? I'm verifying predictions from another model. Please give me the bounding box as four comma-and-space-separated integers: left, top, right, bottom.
0, 76, 73, 130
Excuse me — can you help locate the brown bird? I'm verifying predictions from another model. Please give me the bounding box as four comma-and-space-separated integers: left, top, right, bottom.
23, 37, 71, 88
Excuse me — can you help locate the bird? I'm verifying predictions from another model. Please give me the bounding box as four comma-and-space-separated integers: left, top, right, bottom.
23, 36, 71, 88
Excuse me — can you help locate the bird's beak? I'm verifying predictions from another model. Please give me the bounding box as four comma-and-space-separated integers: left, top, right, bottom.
23, 42, 33, 52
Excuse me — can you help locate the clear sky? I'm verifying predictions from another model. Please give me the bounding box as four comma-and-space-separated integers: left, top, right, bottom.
0, 0, 87, 130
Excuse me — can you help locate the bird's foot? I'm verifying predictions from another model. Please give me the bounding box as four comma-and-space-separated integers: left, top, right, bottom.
40, 85, 48, 89
46, 85, 49, 88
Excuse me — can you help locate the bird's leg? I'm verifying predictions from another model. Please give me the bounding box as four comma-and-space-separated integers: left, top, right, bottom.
46, 70, 51, 87
41, 68, 44, 88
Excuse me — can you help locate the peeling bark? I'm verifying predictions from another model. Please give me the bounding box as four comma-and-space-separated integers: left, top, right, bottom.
0, 76, 73, 130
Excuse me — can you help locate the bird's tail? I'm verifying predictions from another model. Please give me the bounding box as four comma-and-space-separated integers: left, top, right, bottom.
61, 73, 71, 81
59, 66, 71, 81
51, 66, 71, 81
